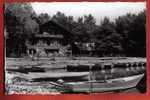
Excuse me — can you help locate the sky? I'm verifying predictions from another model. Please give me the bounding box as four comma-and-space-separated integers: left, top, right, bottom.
31, 2, 145, 24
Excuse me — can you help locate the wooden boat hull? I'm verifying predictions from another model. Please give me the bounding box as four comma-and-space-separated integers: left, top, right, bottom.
63, 74, 144, 93
18, 72, 90, 82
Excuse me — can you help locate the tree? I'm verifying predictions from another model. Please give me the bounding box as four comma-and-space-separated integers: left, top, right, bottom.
83, 14, 97, 41
38, 13, 51, 25
71, 17, 88, 42
129, 10, 146, 57
52, 12, 68, 27
91, 17, 123, 56
5, 3, 39, 37
5, 3, 39, 57
84, 14, 96, 32
115, 11, 146, 57
71, 14, 97, 42
52, 12, 75, 31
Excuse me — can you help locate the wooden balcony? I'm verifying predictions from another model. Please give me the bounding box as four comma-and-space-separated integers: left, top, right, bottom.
35, 34, 64, 38
27, 45, 60, 50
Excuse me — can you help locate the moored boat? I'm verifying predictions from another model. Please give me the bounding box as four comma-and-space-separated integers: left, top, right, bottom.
20, 72, 90, 82
63, 73, 144, 93
66, 57, 146, 72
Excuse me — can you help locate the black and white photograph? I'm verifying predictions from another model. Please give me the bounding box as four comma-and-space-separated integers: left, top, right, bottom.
4, 2, 146, 94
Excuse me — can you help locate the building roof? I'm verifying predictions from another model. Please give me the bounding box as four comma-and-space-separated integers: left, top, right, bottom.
40, 19, 74, 42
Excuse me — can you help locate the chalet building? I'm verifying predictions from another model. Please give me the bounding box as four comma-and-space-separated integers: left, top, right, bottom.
26, 20, 73, 57
25, 19, 97, 57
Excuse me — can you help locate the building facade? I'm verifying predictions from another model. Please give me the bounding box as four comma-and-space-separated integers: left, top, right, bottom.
26, 20, 72, 57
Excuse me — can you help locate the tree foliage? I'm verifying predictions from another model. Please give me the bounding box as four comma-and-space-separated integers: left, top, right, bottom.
115, 11, 146, 56
5, 3, 39, 37
38, 13, 51, 25
5, 3, 39, 57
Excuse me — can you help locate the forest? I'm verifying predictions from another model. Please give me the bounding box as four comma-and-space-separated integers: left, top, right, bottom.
5, 3, 146, 57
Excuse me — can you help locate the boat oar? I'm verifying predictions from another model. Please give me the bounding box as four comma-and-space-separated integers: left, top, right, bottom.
48, 81, 72, 92
49, 82, 64, 88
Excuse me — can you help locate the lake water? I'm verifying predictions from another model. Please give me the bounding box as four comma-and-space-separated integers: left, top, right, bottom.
5, 57, 146, 94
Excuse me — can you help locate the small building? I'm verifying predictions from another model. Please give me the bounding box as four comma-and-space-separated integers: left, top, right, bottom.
72, 42, 96, 56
